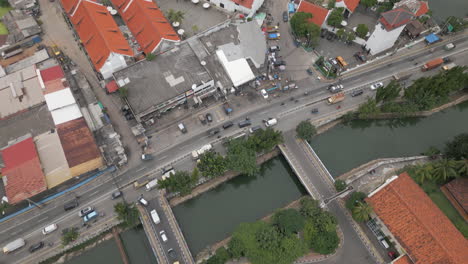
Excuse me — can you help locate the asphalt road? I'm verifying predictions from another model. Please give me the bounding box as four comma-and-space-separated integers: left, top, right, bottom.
1, 32, 468, 264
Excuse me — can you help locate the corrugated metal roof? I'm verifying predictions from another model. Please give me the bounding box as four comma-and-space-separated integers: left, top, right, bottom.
45, 88, 76, 111
56, 117, 101, 168
40, 65, 65, 83
51, 104, 83, 125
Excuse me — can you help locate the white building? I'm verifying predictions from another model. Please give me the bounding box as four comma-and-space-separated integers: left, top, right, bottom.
208, 0, 264, 17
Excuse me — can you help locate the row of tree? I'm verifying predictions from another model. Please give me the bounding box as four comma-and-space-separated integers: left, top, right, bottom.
158, 128, 284, 195
349, 66, 468, 120
204, 197, 339, 264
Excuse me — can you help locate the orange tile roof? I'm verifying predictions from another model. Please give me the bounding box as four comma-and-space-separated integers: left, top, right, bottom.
336, 0, 360, 12
393, 255, 414, 264
112, 0, 179, 54
1, 137, 47, 204
297, 0, 329, 27
366, 173, 468, 264
61, 0, 80, 14
231, 0, 254, 9
70, 0, 133, 70
414, 1, 428, 16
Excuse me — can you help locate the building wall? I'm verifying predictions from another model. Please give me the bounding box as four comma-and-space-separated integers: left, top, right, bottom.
208, 0, 264, 16
100, 52, 128, 80
365, 24, 405, 55
69, 156, 104, 177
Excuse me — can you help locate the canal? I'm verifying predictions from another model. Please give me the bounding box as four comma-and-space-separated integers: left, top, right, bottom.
310, 101, 468, 177
429, 0, 468, 23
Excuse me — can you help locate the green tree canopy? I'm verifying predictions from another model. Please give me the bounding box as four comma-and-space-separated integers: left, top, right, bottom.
355, 24, 369, 38
345, 192, 367, 211
197, 151, 227, 179
432, 159, 460, 183
290, 12, 321, 46
272, 209, 305, 235
334, 179, 347, 192
376, 80, 401, 103
114, 202, 140, 228
327, 8, 344, 28
361, 0, 377, 9
300, 197, 322, 218
414, 163, 434, 184
62, 227, 79, 245
310, 229, 339, 254
352, 201, 373, 222
157, 170, 196, 195
357, 98, 380, 119
296, 121, 317, 141
444, 133, 468, 160
247, 128, 284, 153
327, 0, 336, 9
166, 9, 185, 23
226, 138, 258, 176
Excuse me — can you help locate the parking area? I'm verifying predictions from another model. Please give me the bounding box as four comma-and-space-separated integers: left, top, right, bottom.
156, 0, 229, 37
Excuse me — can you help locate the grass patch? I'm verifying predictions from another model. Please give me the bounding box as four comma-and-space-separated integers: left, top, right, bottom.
0, 22, 8, 35
0, 7, 12, 18
420, 181, 468, 238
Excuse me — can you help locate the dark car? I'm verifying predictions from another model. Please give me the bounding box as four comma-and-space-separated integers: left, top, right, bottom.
205, 113, 213, 123
222, 121, 234, 129
168, 248, 177, 260
282, 11, 288, 22
354, 52, 367, 62
64, 200, 79, 211
351, 89, 364, 97
306, 67, 314, 75
208, 128, 220, 136
311, 108, 319, 114
29, 242, 44, 253
238, 119, 251, 128
111, 191, 123, 200
274, 60, 286, 67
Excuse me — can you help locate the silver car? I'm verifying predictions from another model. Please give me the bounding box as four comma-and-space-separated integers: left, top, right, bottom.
78, 206, 94, 217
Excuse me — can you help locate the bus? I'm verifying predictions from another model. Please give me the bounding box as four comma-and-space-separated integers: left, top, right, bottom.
336, 56, 348, 68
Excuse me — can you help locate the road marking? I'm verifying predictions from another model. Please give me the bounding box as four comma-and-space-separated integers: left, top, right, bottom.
37, 216, 49, 223
89, 190, 100, 197
156, 155, 167, 161
136, 166, 147, 172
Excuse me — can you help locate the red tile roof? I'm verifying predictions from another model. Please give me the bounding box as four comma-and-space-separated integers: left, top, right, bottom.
366, 173, 468, 264
231, 0, 254, 9
1, 137, 47, 204
56, 117, 101, 168
112, 0, 179, 54
297, 0, 329, 27
442, 178, 468, 220
106, 80, 119, 93
40, 65, 65, 83
380, 8, 414, 31
393, 255, 414, 264
61, 0, 80, 14
70, 0, 133, 71
336, 0, 360, 12
414, 1, 428, 16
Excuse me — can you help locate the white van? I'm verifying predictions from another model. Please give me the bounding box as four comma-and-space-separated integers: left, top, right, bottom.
178, 123, 187, 133
42, 224, 58, 235
265, 118, 278, 127
150, 209, 160, 224
3, 238, 25, 254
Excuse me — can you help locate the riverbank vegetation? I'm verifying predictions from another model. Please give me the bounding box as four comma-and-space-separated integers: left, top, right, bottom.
296, 121, 317, 141
62, 227, 79, 246
345, 191, 373, 222
400, 133, 468, 237
343, 67, 468, 121
204, 197, 339, 264
114, 202, 140, 228
158, 128, 283, 195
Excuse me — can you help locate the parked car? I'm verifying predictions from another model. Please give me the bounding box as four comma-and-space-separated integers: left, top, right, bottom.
178, 123, 187, 133
306, 67, 314, 75
282, 11, 288, 22
261, 89, 268, 99
208, 128, 220, 136
78, 206, 94, 217
205, 113, 213, 123
29, 242, 44, 253
111, 191, 122, 200
273, 60, 286, 67
351, 89, 364, 97
370, 82, 384, 90
222, 121, 234, 129
354, 52, 367, 62
269, 45, 280, 52
198, 114, 206, 125
249, 126, 262, 133
311, 108, 319, 114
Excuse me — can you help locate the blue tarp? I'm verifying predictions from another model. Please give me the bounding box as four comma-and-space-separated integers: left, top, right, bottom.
288, 3, 295, 13
425, 33, 440, 44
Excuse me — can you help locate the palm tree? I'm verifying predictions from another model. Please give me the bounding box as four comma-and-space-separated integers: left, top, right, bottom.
432, 159, 459, 183
414, 164, 433, 184
352, 202, 373, 222
456, 159, 468, 178
167, 9, 185, 23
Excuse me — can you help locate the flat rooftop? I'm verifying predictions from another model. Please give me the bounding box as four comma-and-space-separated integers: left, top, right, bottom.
0, 104, 55, 148
113, 42, 212, 115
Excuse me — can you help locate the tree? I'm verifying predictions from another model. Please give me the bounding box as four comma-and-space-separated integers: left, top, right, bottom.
247, 128, 284, 153
355, 24, 369, 38
290, 12, 321, 47
256, 224, 281, 250
299, 197, 321, 218
146, 53, 156, 61
62, 227, 79, 245
432, 159, 460, 183
327, 0, 336, 9
444, 133, 468, 160
166, 9, 185, 23
346, 31, 356, 43
352, 201, 373, 222
227, 236, 245, 259
0, 201, 9, 216
334, 179, 347, 192
376, 80, 401, 103
0, 0, 10, 7
414, 164, 433, 184
327, 8, 344, 28
206, 247, 230, 264
456, 159, 468, 178
336, 28, 346, 40
357, 98, 380, 119
197, 151, 227, 179
310, 229, 339, 254
226, 138, 258, 176
345, 192, 367, 211
272, 209, 305, 235
114, 202, 140, 227
118, 86, 128, 98
191, 167, 200, 183
361, 0, 377, 9
157, 170, 196, 195
296, 121, 317, 141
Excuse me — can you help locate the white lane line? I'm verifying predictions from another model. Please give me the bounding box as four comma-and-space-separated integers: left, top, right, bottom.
156, 155, 167, 161
136, 166, 147, 172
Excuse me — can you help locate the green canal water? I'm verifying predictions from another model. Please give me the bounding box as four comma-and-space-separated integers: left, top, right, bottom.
65, 100, 468, 262
310, 101, 468, 177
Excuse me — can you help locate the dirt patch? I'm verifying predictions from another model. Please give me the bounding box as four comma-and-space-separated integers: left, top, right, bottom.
0, 44, 40, 67
169, 148, 280, 207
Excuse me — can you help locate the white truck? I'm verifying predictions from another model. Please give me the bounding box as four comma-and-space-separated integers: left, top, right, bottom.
150, 209, 161, 224
191, 144, 213, 160
145, 179, 158, 191
264, 118, 278, 127
3, 238, 25, 254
